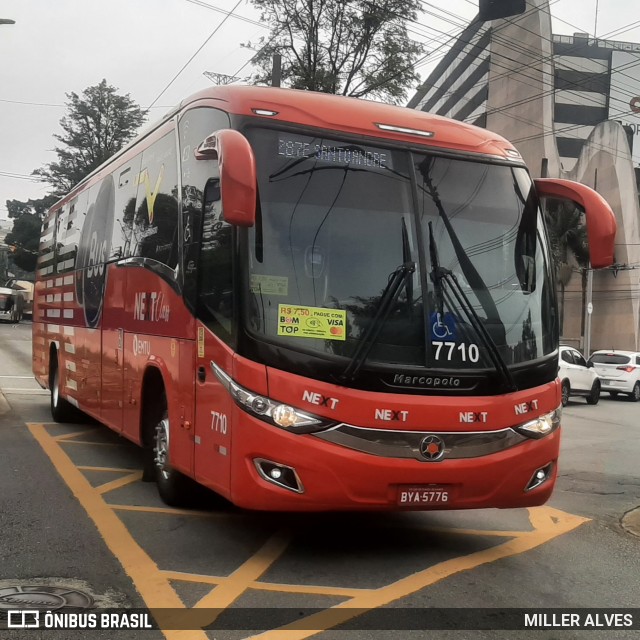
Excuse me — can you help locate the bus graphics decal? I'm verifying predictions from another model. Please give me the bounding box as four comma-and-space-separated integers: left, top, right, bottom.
136, 166, 165, 224
75, 175, 115, 328
277, 304, 346, 340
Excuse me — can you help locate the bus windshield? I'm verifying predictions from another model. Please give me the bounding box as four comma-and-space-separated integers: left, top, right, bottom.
243, 126, 556, 375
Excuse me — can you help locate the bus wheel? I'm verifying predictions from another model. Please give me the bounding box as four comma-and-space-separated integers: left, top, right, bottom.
50, 354, 77, 423
153, 410, 190, 506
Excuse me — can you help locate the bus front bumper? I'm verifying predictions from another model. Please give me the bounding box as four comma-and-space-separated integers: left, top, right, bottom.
228, 417, 560, 512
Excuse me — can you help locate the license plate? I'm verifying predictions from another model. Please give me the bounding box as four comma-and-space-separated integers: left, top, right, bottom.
397, 485, 452, 506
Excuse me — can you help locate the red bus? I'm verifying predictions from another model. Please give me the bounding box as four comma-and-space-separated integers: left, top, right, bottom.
33, 86, 616, 511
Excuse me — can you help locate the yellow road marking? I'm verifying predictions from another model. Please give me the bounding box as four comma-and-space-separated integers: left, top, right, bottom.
97, 471, 143, 495
244, 506, 589, 640
29, 421, 590, 640
28, 423, 207, 640
55, 428, 99, 441
112, 504, 215, 517
242, 581, 368, 598
165, 569, 368, 597
192, 530, 292, 627
60, 440, 127, 446
77, 466, 140, 473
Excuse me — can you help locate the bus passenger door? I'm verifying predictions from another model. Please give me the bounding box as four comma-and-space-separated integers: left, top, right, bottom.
187, 181, 235, 495
194, 330, 235, 496
101, 158, 141, 430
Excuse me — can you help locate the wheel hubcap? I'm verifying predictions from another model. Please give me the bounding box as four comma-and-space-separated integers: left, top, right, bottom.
52, 370, 59, 407
154, 418, 170, 480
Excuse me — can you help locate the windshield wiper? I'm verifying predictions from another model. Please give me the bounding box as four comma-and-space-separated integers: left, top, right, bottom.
338, 261, 415, 383
418, 158, 505, 342
428, 223, 516, 392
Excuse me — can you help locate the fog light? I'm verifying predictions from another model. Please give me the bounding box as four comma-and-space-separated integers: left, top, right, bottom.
526, 462, 553, 491
254, 458, 304, 493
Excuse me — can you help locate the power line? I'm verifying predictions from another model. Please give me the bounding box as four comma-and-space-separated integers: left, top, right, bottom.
148, 0, 243, 108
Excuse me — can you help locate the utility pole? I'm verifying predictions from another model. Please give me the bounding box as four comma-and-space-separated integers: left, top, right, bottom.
271, 54, 282, 87
203, 72, 240, 86
583, 168, 597, 357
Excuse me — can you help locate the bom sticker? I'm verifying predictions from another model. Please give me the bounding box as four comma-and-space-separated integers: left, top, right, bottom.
277, 305, 346, 341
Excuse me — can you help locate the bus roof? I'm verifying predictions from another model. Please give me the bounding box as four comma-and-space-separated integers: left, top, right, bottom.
179, 85, 522, 160
49, 85, 523, 213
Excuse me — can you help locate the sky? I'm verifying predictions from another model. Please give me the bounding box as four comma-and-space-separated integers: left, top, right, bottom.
1, 0, 639, 224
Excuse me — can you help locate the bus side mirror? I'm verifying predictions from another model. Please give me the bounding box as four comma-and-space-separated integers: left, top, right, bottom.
534, 178, 617, 269
195, 129, 256, 227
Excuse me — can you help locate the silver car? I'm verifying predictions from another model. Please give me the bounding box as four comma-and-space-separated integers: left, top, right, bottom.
588, 350, 640, 401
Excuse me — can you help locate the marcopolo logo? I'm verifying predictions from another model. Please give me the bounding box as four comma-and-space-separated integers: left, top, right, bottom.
390, 374, 462, 389
76, 175, 115, 328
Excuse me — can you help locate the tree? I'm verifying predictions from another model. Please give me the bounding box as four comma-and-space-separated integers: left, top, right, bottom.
544, 200, 589, 337
3, 196, 57, 273
6, 195, 58, 220
4, 213, 42, 272
4, 81, 146, 273
246, 0, 424, 104
33, 79, 147, 196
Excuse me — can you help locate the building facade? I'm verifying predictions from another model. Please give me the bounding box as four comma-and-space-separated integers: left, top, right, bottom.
409, 0, 640, 352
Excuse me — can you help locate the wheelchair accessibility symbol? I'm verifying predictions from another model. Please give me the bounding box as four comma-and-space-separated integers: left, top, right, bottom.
430, 312, 457, 341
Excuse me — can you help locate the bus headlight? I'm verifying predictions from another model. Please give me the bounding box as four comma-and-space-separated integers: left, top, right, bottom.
210, 361, 334, 433
515, 406, 562, 439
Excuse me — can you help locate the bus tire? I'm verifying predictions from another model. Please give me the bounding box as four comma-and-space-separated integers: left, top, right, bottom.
153, 405, 191, 507
50, 353, 78, 423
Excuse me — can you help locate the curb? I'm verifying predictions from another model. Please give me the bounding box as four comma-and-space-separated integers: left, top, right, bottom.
621, 507, 640, 539
0, 389, 11, 416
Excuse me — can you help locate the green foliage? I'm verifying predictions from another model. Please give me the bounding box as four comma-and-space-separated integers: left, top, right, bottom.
32, 79, 147, 196
544, 199, 589, 284
4, 81, 146, 273
544, 199, 589, 335
5, 213, 42, 272
5, 195, 58, 220
246, 0, 423, 104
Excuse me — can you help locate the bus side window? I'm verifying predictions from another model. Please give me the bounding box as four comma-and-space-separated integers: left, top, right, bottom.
132, 133, 179, 274
197, 179, 234, 345
110, 154, 143, 261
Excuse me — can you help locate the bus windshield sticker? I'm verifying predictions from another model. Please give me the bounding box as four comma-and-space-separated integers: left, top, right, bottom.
277, 305, 346, 340
250, 274, 289, 296
198, 326, 205, 358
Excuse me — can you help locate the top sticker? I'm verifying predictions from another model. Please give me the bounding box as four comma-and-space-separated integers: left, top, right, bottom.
277, 305, 346, 341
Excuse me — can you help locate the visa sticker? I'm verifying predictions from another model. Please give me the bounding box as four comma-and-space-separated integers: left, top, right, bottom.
277, 305, 346, 341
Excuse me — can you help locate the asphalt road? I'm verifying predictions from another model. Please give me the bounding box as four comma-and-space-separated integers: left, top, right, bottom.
0, 320, 639, 640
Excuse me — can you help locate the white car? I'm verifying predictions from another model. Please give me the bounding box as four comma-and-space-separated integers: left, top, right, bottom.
588, 350, 640, 402
558, 346, 601, 406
